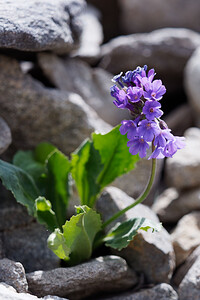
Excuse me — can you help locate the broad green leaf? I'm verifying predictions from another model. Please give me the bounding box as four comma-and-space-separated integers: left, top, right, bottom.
34, 142, 56, 164
35, 197, 59, 231
0, 159, 40, 215
48, 205, 102, 265
104, 218, 162, 250
93, 125, 140, 188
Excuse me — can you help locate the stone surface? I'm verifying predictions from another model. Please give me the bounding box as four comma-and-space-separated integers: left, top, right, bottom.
165, 127, 200, 189
0, 55, 111, 156
119, 0, 200, 34
0, 117, 12, 155
171, 212, 200, 267
184, 47, 200, 126
3, 222, 60, 272
96, 187, 175, 283
99, 28, 200, 94
38, 53, 129, 126
0, 258, 28, 293
27, 256, 138, 299
0, 0, 85, 54
152, 187, 200, 223
179, 256, 200, 300
97, 283, 178, 300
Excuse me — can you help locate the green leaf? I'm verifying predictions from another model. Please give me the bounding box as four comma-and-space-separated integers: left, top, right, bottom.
48, 205, 102, 265
0, 159, 40, 216
104, 218, 162, 250
35, 197, 59, 231
34, 142, 56, 164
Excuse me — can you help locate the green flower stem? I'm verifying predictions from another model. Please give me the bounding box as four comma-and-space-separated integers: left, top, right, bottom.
102, 143, 157, 230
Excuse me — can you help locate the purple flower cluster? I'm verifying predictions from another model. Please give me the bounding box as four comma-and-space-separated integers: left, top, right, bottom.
111, 66, 185, 159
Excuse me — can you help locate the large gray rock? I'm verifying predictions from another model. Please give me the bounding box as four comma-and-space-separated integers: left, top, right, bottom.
0, 117, 12, 155
0, 258, 28, 293
99, 28, 200, 93
3, 222, 60, 272
119, 0, 200, 34
38, 53, 129, 126
165, 127, 200, 189
179, 256, 200, 300
184, 47, 200, 126
27, 256, 138, 299
96, 187, 175, 283
0, 0, 85, 54
0, 55, 111, 155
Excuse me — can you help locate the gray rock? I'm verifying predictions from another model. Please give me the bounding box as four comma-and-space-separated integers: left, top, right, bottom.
38, 53, 129, 126
0, 0, 85, 54
97, 283, 178, 300
0, 234, 5, 258
99, 28, 200, 93
119, 0, 200, 34
0, 55, 111, 155
3, 222, 60, 272
184, 47, 200, 126
27, 255, 138, 299
165, 127, 200, 189
171, 212, 200, 267
96, 187, 175, 283
152, 187, 200, 223
0, 117, 12, 155
0, 258, 28, 293
179, 256, 200, 300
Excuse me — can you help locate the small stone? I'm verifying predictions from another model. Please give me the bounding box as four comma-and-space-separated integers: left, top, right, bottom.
0, 258, 28, 293
0, 117, 12, 155
27, 256, 138, 299
171, 212, 200, 267
179, 256, 200, 300
96, 187, 175, 283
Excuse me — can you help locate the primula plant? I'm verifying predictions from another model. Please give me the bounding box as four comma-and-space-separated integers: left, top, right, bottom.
0, 65, 185, 266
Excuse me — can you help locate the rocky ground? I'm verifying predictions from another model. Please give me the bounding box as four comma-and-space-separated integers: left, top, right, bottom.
0, 0, 200, 299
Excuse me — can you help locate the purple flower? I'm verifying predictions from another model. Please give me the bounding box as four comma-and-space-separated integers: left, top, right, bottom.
148, 147, 165, 160
143, 100, 163, 121
112, 72, 124, 88
163, 136, 186, 157
119, 120, 138, 139
127, 86, 143, 103
122, 71, 134, 86
138, 120, 160, 142
144, 80, 166, 101
154, 129, 174, 147
111, 85, 128, 109
127, 137, 149, 158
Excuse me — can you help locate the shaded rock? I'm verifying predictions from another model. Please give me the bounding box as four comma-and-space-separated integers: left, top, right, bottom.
96, 187, 175, 283
0, 55, 111, 155
38, 53, 129, 126
171, 212, 200, 267
97, 283, 178, 300
165, 127, 200, 189
173, 246, 200, 287
0, 233, 4, 258
0, 0, 85, 54
27, 256, 138, 300
152, 187, 200, 223
3, 222, 60, 272
0, 117, 12, 155
179, 255, 200, 300
99, 28, 200, 94
184, 47, 200, 126
0, 258, 28, 293
119, 0, 200, 34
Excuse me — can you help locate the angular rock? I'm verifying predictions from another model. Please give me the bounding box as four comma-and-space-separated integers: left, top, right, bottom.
0, 55, 111, 155
0, 117, 12, 155
38, 53, 129, 126
97, 283, 178, 300
171, 212, 200, 266
0, 258, 28, 293
3, 222, 60, 272
179, 256, 200, 300
119, 0, 200, 34
165, 127, 200, 189
0, 0, 85, 54
99, 28, 200, 93
96, 187, 175, 283
152, 187, 200, 223
184, 47, 200, 126
27, 256, 138, 299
